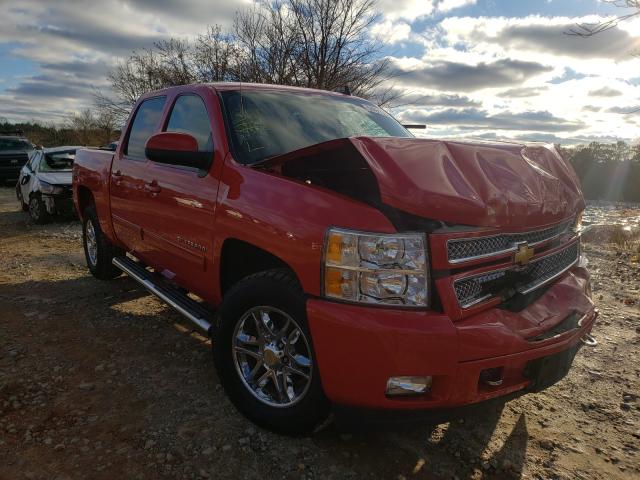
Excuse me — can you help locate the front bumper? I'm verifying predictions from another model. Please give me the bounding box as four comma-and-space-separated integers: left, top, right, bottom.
42, 193, 75, 216
307, 265, 595, 410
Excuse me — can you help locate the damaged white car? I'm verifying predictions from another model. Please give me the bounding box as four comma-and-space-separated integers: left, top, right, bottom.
16, 146, 81, 223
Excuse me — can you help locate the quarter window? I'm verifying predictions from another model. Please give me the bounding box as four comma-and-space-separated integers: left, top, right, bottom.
125, 96, 166, 158
165, 95, 213, 152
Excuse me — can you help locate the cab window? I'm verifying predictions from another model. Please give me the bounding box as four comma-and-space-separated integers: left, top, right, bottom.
125, 96, 166, 159
165, 95, 213, 153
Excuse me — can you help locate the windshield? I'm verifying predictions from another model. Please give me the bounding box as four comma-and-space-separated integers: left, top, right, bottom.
0, 138, 33, 151
39, 151, 76, 172
220, 90, 411, 164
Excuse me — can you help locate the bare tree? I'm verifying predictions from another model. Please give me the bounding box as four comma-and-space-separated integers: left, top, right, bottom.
67, 109, 96, 145
193, 25, 239, 82
566, 0, 639, 36
153, 39, 196, 86
234, 2, 302, 85
94, 105, 119, 145
95, 45, 181, 122
287, 0, 389, 96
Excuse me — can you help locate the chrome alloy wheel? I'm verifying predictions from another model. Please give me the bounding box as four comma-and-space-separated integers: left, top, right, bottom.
85, 220, 98, 267
232, 306, 313, 408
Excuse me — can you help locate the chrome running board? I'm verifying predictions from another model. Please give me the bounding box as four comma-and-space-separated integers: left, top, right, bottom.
112, 256, 213, 336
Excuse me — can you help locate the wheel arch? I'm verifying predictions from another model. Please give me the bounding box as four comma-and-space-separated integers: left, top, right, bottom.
75, 185, 96, 221
218, 238, 302, 298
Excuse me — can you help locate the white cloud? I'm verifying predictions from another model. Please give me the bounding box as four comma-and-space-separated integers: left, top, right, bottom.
0, 0, 249, 122
371, 20, 412, 43
437, 0, 477, 13
440, 15, 640, 61
377, 0, 434, 20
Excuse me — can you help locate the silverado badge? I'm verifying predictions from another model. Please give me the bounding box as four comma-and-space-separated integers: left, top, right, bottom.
514, 243, 535, 266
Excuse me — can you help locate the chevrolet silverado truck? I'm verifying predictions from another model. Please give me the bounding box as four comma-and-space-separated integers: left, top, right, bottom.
73, 83, 597, 433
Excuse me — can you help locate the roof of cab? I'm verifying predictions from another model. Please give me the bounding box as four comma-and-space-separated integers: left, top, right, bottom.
139, 82, 354, 100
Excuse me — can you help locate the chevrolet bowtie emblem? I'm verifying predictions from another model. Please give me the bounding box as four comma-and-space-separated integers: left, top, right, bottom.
514, 243, 534, 266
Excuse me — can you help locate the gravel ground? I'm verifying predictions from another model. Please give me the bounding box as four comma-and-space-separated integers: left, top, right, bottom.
0, 186, 638, 480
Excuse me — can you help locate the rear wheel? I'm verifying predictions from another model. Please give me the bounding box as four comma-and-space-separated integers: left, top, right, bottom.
83, 206, 122, 280
214, 269, 329, 434
28, 195, 50, 224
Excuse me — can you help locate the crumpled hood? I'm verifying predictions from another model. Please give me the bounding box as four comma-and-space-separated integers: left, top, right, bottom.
348, 137, 584, 228
37, 171, 72, 186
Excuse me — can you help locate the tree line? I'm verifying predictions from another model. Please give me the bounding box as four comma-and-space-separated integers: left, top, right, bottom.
0, 111, 118, 149
561, 141, 640, 203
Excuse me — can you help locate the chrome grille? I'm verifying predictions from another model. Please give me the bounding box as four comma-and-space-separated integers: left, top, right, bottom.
447, 220, 573, 263
453, 242, 580, 308
517, 242, 580, 294
0, 152, 29, 166
454, 270, 507, 308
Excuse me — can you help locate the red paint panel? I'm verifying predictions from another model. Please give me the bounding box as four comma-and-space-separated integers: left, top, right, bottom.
146, 132, 198, 152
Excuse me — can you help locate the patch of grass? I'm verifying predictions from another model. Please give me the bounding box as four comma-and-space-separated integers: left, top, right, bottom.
583, 224, 640, 252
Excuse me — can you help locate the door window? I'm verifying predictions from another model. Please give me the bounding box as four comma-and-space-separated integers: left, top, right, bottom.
165, 95, 213, 153
125, 96, 166, 159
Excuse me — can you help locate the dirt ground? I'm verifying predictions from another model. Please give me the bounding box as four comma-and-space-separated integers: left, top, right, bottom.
0, 185, 638, 480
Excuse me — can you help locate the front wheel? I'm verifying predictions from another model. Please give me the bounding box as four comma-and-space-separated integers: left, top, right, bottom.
82, 206, 122, 280
28, 195, 50, 224
214, 269, 329, 434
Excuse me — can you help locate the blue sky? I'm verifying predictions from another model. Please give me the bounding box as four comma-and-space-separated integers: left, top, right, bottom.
0, 0, 638, 143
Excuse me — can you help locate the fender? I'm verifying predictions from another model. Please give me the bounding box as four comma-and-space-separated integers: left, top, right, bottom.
210, 156, 398, 303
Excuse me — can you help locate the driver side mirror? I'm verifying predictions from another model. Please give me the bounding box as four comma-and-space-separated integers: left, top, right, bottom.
21, 174, 31, 185
145, 132, 211, 171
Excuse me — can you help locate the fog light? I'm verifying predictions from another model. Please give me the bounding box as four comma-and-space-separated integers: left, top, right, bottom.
479, 368, 503, 387
386, 376, 432, 396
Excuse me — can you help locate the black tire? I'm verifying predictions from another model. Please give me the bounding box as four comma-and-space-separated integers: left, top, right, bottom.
16, 186, 28, 212
82, 206, 123, 280
28, 194, 50, 224
214, 269, 329, 434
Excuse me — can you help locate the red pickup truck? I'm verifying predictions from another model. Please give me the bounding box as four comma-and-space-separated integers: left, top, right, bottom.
73, 83, 596, 433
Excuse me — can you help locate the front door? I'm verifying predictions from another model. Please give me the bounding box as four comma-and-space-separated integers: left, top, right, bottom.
110, 96, 167, 254
136, 91, 221, 301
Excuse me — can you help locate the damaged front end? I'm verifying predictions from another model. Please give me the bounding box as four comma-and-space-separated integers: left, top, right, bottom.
257, 136, 588, 317
40, 183, 75, 216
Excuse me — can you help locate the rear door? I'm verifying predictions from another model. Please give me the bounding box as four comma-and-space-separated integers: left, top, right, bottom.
110, 96, 166, 254
137, 91, 221, 301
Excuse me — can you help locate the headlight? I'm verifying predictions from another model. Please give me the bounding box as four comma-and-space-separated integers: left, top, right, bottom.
323, 228, 429, 307
573, 211, 583, 234
40, 181, 64, 195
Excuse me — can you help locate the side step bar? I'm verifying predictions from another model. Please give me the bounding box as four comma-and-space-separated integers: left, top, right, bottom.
112, 256, 213, 336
